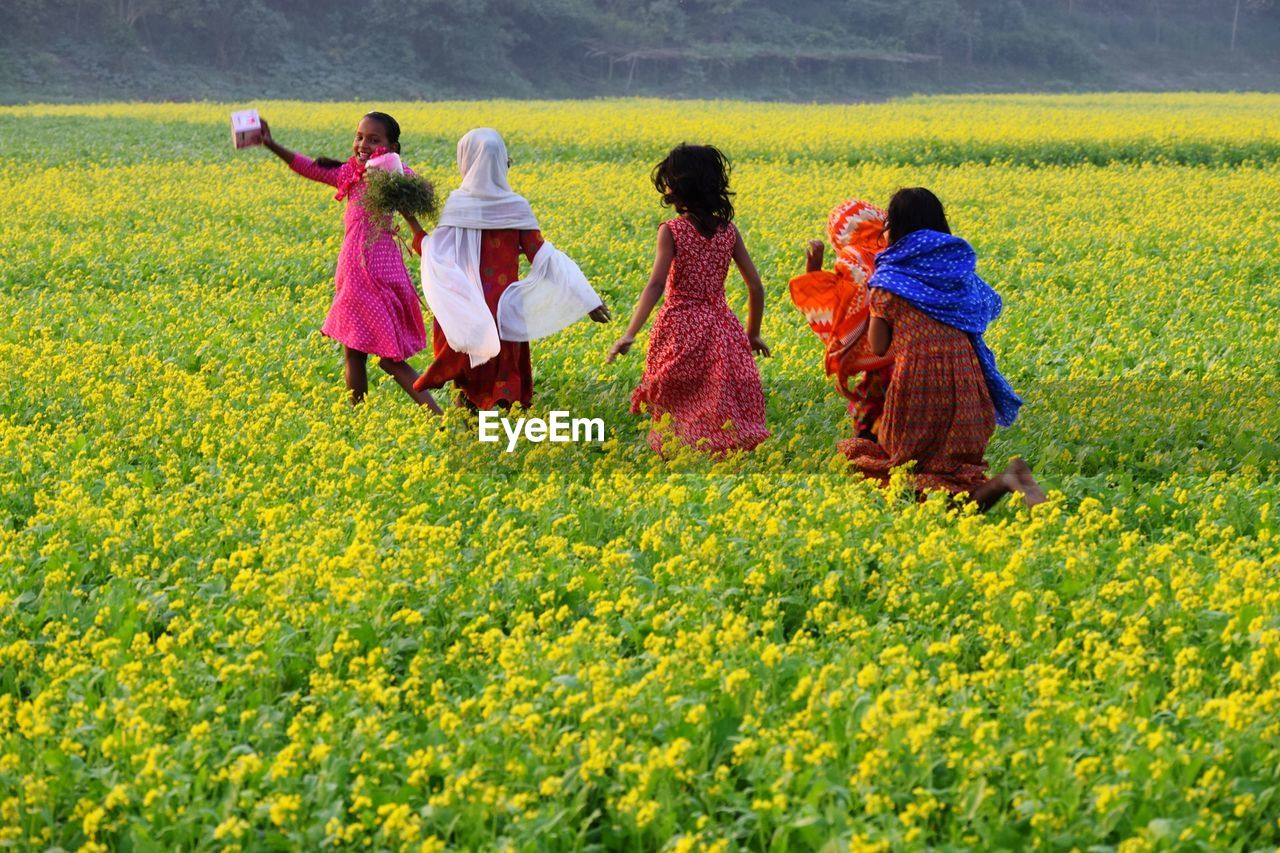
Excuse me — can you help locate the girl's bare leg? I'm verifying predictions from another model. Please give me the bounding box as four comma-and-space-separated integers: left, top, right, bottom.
344, 347, 369, 404
970, 458, 1046, 512
378, 359, 444, 413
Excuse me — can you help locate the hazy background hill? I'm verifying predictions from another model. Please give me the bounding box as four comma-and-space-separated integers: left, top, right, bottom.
2, 0, 1278, 102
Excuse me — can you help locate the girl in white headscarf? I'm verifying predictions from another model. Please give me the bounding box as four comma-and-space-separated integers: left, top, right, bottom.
413, 128, 609, 409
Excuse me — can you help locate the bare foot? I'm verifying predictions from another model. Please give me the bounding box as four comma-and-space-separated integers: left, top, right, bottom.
993, 465, 1023, 500
1007, 458, 1047, 507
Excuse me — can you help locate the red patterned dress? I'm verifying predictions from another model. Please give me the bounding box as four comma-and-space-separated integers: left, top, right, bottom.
419, 229, 543, 409
630, 217, 768, 454
841, 289, 995, 492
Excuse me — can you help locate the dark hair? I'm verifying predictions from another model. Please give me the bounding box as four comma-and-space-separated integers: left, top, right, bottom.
315, 111, 402, 168
363, 111, 401, 150
651, 144, 735, 237
886, 187, 951, 245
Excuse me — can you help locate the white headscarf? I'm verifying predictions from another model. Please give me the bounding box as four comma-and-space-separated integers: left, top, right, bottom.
422, 128, 601, 367
437, 129, 539, 230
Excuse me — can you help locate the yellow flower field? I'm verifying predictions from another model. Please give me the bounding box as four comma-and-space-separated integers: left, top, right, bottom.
1, 95, 1279, 849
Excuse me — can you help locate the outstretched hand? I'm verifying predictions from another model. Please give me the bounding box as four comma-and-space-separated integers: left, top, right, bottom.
750, 335, 771, 358
805, 239, 825, 273
606, 336, 634, 364
259, 118, 293, 164
589, 304, 611, 323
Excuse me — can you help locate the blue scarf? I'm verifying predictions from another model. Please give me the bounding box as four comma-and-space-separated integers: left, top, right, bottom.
870, 230, 1022, 426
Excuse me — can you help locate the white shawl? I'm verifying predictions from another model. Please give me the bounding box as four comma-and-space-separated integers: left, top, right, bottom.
422, 128, 601, 366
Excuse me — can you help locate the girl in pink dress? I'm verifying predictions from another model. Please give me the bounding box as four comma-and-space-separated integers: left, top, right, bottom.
608, 144, 770, 454
261, 112, 440, 411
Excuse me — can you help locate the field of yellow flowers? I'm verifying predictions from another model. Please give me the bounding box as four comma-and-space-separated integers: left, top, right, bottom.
1, 94, 1279, 850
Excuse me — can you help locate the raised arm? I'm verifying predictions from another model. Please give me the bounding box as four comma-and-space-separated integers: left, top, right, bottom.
732, 230, 770, 357
607, 224, 674, 363
261, 118, 344, 188
806, 239, 825, 273
260, 118, 296, 165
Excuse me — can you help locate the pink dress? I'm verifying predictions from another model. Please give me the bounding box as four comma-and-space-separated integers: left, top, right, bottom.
631, 217, 769, 454
288, 154, 427, 361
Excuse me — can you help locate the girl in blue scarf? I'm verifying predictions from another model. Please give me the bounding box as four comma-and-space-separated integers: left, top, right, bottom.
842, 188, 1045, 510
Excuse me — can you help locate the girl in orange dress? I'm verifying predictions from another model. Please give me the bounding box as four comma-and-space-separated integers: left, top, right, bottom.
789, 199, 895, 440
842, 188, 1045, 510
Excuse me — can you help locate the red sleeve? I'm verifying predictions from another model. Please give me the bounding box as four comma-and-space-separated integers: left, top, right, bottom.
868, 287, 895, 321
288, 153, 346, 188
519, 230, 545, 263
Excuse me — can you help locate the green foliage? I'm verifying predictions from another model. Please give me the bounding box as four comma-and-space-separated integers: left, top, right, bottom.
2, 95, 1280, 849
1, 0, 1278, 100
361, 169, 439, 222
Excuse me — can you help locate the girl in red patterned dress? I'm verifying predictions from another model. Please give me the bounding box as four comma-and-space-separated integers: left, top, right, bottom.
843, 188, 1045, 510
261, 112, 440, 411
608, 144, 770, 454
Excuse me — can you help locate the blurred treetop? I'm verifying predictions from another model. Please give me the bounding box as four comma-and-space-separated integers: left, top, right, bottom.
2, 0, 1277, 100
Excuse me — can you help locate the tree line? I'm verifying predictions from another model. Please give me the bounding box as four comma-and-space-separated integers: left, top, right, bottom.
2, 0, 1277, 100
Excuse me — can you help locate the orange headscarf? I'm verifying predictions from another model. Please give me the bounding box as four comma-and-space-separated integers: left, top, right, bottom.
789, 199, 893, 399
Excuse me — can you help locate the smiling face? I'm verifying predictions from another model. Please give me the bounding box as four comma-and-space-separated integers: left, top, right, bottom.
352, 116, 395, 163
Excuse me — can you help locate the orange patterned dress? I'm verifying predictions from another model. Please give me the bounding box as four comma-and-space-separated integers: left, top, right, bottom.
789, 199, 894, 439
841, 289, 996, 492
